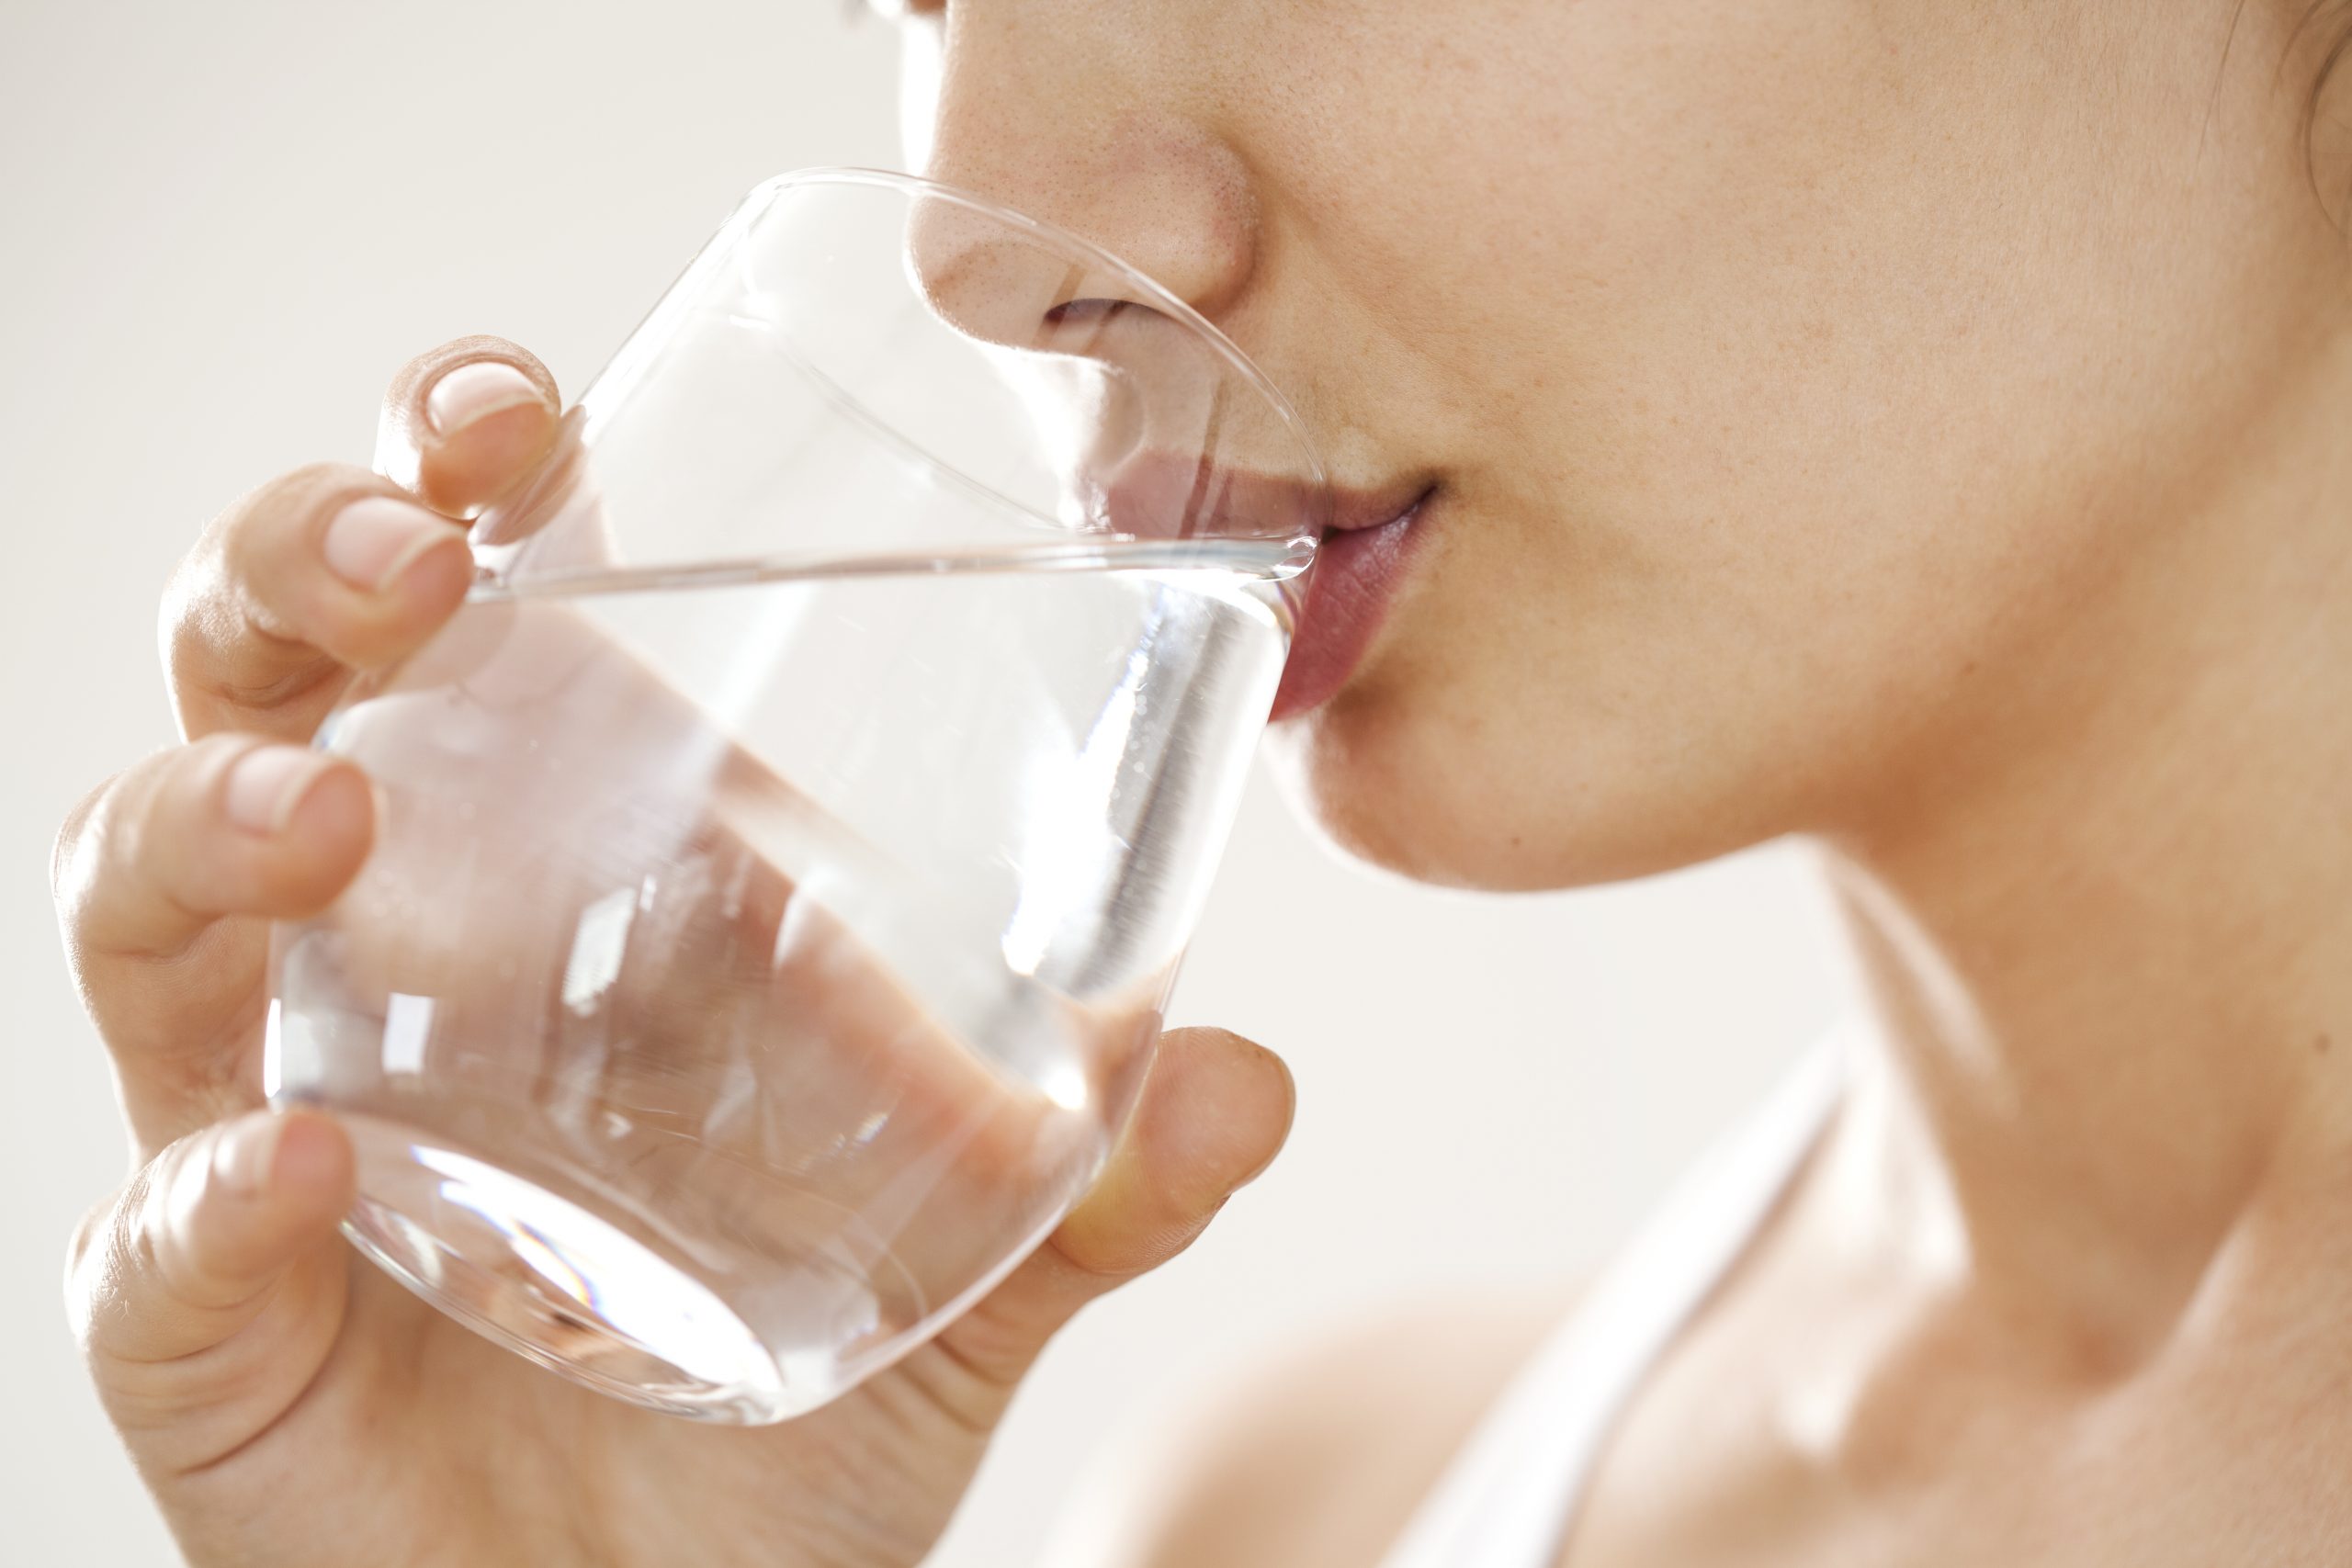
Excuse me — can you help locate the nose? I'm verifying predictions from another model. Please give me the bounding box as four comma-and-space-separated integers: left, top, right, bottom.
910, 5, 1260, 328
892, 7, 1322, 547
899, 178, 1294, 545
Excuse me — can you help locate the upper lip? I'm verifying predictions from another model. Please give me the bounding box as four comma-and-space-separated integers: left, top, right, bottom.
1325, 479, 1435, 534
1088, 452, 1431, 542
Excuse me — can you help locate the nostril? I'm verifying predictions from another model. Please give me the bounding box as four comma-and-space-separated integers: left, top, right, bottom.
1036, 296, 1170, 357
1042, 297, 1136, 329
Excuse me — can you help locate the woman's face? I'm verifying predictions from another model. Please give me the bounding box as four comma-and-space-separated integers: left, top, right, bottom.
888, 1, 2349, 889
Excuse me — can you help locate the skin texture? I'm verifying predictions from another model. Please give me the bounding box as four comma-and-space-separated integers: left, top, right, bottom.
887, 2, 2352, 1563
902, 0, 2348, 890
54, 0, 2352, 1563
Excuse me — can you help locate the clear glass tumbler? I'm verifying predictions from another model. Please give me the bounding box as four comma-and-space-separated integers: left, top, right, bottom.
265, 168, 1328, 1423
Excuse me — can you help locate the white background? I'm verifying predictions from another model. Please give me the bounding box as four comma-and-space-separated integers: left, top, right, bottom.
0, 4, 1843, 1562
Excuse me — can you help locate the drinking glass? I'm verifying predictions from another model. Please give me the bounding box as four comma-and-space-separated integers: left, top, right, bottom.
265, 167, 1328, 1423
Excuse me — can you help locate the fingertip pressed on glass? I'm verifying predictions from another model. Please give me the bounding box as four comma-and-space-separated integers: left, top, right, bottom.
264, 168, 1330, 1422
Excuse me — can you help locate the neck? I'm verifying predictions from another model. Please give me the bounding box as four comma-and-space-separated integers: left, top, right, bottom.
1813, 338, 2352, 1369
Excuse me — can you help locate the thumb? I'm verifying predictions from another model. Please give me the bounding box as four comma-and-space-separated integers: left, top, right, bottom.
69, 1108, 356, 1458
929, 1026, 1295, 1393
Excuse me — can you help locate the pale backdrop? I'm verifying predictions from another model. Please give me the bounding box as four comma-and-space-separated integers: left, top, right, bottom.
0, 4, 1843, 1562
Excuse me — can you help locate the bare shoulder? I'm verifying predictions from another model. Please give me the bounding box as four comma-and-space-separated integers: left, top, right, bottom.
1053, 1280, 1578, 1568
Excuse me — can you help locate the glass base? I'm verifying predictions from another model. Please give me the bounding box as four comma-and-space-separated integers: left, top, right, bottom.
338, 1116, 799, 1424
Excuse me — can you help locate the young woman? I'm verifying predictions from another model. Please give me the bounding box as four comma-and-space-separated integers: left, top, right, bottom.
52, 3, 2352, 1562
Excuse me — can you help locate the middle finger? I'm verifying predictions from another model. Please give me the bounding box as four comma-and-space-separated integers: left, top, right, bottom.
56, 733, 377, 1157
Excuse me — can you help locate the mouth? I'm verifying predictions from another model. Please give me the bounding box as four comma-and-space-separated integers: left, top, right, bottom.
1268, 481, 1436, 723
1078, 451, 1435, 723
1080, 450, 1330, 549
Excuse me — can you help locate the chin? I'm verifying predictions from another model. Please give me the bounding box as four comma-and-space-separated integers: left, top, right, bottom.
1263, 670, 1796, 894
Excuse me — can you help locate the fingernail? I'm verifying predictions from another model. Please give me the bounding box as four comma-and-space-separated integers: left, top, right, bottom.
223, 746, 333, 836
324, 495, 454, 592
212, 1115, 286, 1198
424, 360, 542, 437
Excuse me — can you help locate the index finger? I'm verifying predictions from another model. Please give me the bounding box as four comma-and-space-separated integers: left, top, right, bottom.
161, 340, 563, 744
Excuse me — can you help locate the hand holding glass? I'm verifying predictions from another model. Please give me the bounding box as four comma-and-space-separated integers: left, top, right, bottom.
266, 169, 1329, 1423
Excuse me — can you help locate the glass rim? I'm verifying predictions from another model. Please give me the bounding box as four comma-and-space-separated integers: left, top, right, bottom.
756, 164, 1334, 527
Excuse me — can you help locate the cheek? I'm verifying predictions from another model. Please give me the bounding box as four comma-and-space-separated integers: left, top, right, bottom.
1249, 3, 2335, 889
1261, 530, 1864, 892
1267, 345, 2253, 897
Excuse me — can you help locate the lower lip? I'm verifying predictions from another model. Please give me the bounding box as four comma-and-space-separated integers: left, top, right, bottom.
1267, 492, 1432, 723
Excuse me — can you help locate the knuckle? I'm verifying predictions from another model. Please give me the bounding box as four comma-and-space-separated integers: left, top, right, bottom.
205, 635, 343, 716
62, 1170, 148, 1352
50, 756, 190, 967
158, 554, 246, 710
129, 1135, 205, 1303
51, 770, 125, 916
63, 1191, 113, 1291
56, 739, 247, 964
168, 462, 389, 710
